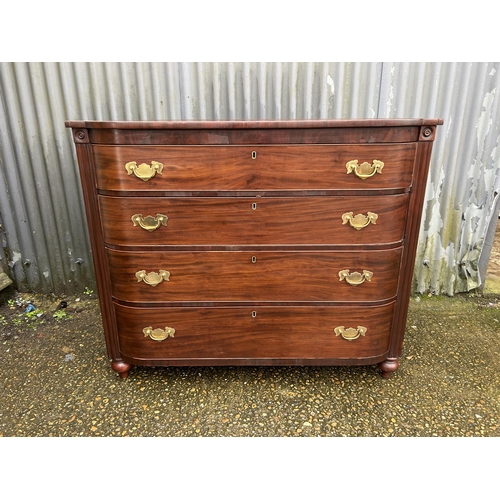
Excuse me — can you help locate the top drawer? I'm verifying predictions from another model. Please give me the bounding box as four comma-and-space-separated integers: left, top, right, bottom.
93, 144, 416, 192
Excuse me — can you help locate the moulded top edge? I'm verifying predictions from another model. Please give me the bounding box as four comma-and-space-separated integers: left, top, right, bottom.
64, 118, 444, 129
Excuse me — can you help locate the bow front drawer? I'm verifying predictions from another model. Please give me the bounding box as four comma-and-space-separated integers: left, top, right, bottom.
107, 247, 402, 303
92, 144, 416, 192
114, 302, 395, 361
99, 194, 409, 247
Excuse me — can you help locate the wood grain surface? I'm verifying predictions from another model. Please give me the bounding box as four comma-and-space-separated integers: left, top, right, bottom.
99, 194, 409, 247
107, 247, 402, 303
93, 144, 416, 192
114, 302, 395, 360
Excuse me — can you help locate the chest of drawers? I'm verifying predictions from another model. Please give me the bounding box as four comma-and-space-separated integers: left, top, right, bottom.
66, 119, 442, 378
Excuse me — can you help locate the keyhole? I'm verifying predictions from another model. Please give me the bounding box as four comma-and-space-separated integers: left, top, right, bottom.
252, 256, 257, 263
251, 151, 257, 159
252, 202, 257, 210
252, 311, 257, 318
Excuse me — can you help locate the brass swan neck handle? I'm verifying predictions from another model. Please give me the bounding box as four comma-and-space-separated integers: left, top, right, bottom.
341, 212, 378, 230
346, 160, 384, 180
131, 213, 168, 232
338, 269, 373, 286
334, 326, 367, 341
136, 270, 170, 287
125, 161, 163, 181
143, 326, 175, 341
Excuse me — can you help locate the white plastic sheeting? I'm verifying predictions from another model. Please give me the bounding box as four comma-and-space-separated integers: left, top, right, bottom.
0, 62, 499, 294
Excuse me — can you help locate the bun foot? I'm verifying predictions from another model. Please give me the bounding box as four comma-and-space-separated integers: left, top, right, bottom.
111, 360, 132, 379
378, 358, 399, 378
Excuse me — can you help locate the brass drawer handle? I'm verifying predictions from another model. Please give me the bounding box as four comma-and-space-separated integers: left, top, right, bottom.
131, 213, 168, 232
334, 326, 367, 341
346, 160, 384, 180
125, 161, 163, 181
143, 326, 175, 342
136, 270, 170, 287
341, 211, 378, 230
338, 269, 373, 286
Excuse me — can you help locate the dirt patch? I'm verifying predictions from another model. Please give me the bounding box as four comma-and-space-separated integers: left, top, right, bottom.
0, 290, 97, 341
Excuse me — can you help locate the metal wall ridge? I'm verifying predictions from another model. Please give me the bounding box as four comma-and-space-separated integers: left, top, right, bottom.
1, 62, 499, 295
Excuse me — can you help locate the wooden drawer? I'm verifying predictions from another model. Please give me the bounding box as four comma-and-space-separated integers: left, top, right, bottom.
93, 144, 416, 192
114, 302, 395, 360
107, 248, 402, 303
99, 194, 409, 247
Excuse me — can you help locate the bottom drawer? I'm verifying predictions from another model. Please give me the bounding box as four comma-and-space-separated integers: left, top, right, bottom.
114, 302, 394, 361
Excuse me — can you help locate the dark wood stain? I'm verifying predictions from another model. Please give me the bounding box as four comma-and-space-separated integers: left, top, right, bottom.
65, 119, 442, 378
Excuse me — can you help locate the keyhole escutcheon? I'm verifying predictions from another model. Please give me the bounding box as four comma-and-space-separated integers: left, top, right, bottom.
251, 151, 257, 159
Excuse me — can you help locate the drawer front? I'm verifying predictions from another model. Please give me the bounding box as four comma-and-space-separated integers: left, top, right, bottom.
99, 194, 409, 247
107, 248, 402, 303
93, 144, 416, 192
114, 302, 394, 360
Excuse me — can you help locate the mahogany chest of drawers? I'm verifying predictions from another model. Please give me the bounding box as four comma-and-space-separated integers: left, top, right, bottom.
66, 119, 442, 378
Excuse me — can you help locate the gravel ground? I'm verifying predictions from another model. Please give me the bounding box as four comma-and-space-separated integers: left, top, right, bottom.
1, 289, 499, 438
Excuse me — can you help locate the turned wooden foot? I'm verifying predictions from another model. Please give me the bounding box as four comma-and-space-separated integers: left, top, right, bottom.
378, 358, 399, 378
111, 360, 132, 379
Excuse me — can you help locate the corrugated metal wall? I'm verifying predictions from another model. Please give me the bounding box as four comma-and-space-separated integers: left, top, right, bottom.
0, 62, 499, 295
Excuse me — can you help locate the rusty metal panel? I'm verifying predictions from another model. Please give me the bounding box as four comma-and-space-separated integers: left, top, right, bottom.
0, 61, 499, 295
378, 62, 500, 294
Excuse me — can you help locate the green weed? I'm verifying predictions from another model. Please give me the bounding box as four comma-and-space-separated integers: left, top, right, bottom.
53, 310, 71, 321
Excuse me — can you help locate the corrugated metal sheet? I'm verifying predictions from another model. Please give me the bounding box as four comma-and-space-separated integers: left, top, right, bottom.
0, 62, 499, 295
384, 63, 500, 294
